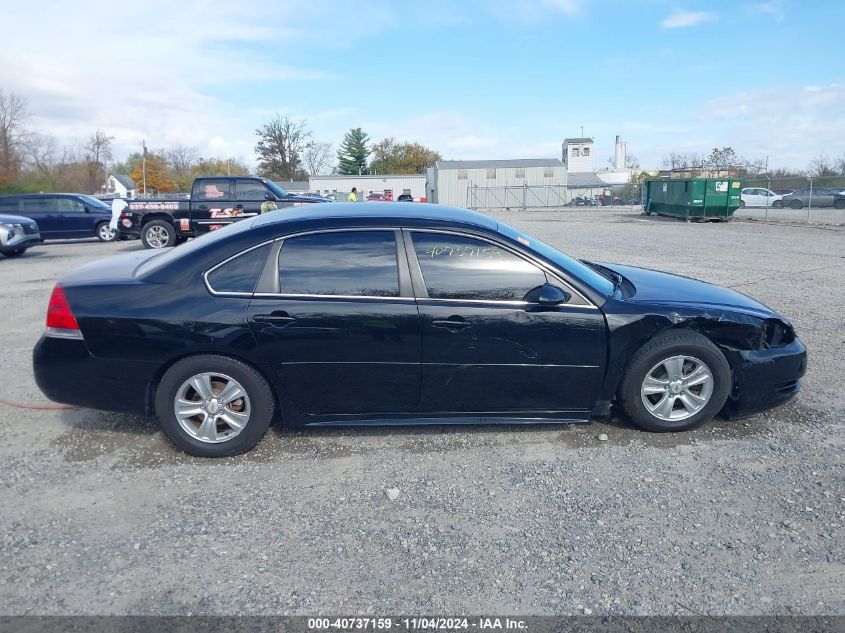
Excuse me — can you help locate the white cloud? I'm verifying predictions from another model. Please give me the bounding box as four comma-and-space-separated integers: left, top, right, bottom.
660, 11, 716, 29
0, 0, 336, 162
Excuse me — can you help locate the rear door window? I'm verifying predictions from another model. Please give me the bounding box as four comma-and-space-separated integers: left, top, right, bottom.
196, 180, 231, 201
278, 231, 399, 297
21, 198, 55, 213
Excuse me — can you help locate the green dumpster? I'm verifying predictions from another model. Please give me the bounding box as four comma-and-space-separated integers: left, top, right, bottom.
644, 178, 742, 221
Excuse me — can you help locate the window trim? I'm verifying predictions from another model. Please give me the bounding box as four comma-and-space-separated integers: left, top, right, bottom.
403, 228, 594, 308
203, 239, 276, 297
250, 227, 414, 300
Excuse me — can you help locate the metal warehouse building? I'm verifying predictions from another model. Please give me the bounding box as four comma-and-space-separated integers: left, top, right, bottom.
309, 174, 427, 200
425, 159, 567, 208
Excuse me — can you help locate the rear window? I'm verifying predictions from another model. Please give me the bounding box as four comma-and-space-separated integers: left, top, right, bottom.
136, 218, 257, 277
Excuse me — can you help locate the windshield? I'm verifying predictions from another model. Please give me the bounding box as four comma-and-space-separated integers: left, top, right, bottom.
79, 195, 111, 209
266, 181, 289, 198
496, 221, 615, 297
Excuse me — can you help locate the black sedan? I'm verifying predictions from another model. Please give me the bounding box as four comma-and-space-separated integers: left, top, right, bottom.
33, 203, 807, 457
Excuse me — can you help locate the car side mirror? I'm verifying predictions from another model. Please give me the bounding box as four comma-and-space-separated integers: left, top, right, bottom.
525, 283, 571, 306
264, 193, 277, 201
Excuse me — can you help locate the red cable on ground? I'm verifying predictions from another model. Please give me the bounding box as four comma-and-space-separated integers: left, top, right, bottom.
0, 398, 76, 410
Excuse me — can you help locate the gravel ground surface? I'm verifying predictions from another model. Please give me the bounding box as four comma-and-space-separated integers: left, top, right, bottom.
1, 209, 843, 616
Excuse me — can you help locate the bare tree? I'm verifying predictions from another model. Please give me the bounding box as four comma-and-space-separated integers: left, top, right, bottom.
661, 152, 703, 171
302, 141, 333, 176
254, 115, 311, 181
0, 90, 27, 186
807, 153, 836, 178
837, 155, 845, 177
164, 145, 199, 177
84, 129, 114, 193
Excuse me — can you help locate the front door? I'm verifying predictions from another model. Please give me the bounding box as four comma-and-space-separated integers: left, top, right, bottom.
247, 229, 421, 417
232, 178, 271, 217
407, 230, 607, 414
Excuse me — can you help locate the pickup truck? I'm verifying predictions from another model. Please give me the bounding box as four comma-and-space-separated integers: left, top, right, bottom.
117, 176, 324, 248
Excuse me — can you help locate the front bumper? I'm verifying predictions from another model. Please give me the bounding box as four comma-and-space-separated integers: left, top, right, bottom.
0, 226, 41, 251
33, 334, 158, 415
721, 338, 807, 419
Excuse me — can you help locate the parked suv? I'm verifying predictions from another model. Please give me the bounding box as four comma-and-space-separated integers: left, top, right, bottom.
0, 194, 117, 241
0, 214, 41, 257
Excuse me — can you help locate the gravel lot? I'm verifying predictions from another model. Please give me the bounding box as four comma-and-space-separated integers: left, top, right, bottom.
1, 209, 843, 616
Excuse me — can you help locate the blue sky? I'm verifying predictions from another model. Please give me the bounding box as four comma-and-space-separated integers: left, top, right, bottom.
1, 0, 843, 170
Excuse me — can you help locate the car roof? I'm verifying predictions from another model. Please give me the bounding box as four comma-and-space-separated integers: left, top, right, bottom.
252, 201, 500, 231
0, 193, 83, 198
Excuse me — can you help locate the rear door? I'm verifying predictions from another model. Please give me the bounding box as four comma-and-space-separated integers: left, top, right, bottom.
247, 229, 422, 417
407, 229, 607, 415
192, 178, 234, 235
20, 197, 60, 236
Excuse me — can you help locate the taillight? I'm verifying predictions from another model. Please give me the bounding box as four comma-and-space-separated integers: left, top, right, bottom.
46, 284, 83, 339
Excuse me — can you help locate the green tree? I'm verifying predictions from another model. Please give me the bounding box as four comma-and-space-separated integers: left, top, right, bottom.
337, 127, 370, 175
369, 137, 442, 174
254, 115, 310, 181
705, 147, 739, 175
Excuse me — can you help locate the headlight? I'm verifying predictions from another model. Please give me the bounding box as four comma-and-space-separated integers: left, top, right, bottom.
762, 319, 795, 349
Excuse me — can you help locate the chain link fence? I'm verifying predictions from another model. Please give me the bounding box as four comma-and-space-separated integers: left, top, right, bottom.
732, 176, 845, 225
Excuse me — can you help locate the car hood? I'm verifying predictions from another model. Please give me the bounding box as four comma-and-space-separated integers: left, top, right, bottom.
600, 263, 778, 319
0, 214, 36, 224
281, 194, 328, 203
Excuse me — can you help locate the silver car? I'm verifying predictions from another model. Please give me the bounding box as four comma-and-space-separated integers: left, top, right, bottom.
780, 187, 845, 209
0, 213, 41, 257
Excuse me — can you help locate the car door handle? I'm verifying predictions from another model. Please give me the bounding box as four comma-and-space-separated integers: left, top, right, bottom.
253, 312, 296, 325
432, 317, 470, 330
198, 204, 209, 210
235, 204, 244, 210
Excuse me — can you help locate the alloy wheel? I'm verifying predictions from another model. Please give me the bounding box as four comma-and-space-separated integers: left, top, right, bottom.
640, 355, 714, 421
146, 225, 169, 248
174, 372, 251, 443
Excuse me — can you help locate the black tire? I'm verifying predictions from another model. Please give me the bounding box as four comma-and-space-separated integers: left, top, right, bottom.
618, 329, 731, 432
155, 355, 275, 457
95, 222, 117, 242
790, 199, 803, 209
1, 247, 27, 257
739, 200, 746, 208
772, 200, 783, 209
141, 220, 177, 249
834, 200, 845, 210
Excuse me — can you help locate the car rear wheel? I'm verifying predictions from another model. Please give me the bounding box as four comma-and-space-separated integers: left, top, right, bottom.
790, 199, 803, 209
155, 355, 275, 457
618, 330, 731, 432
141, 220, 177, 249
1, 247, 27, 257
96, 222, 117, 242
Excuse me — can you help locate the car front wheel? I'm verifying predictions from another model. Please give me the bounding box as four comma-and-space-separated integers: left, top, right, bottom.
1, 247, 27, 257
772, 200, 783, 208
141, 220, 177, 248
618, 330, 731, 432
155, 355, 275, 457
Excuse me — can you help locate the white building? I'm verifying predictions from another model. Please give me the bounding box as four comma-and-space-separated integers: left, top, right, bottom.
562, 138, 595, 173
309, 174, 427, 200
426, 159, 567, 207
595, 135, 633, 185
105, 174, 137, 198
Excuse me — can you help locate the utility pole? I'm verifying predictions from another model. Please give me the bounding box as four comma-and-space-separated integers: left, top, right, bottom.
141, 140, 147, 195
